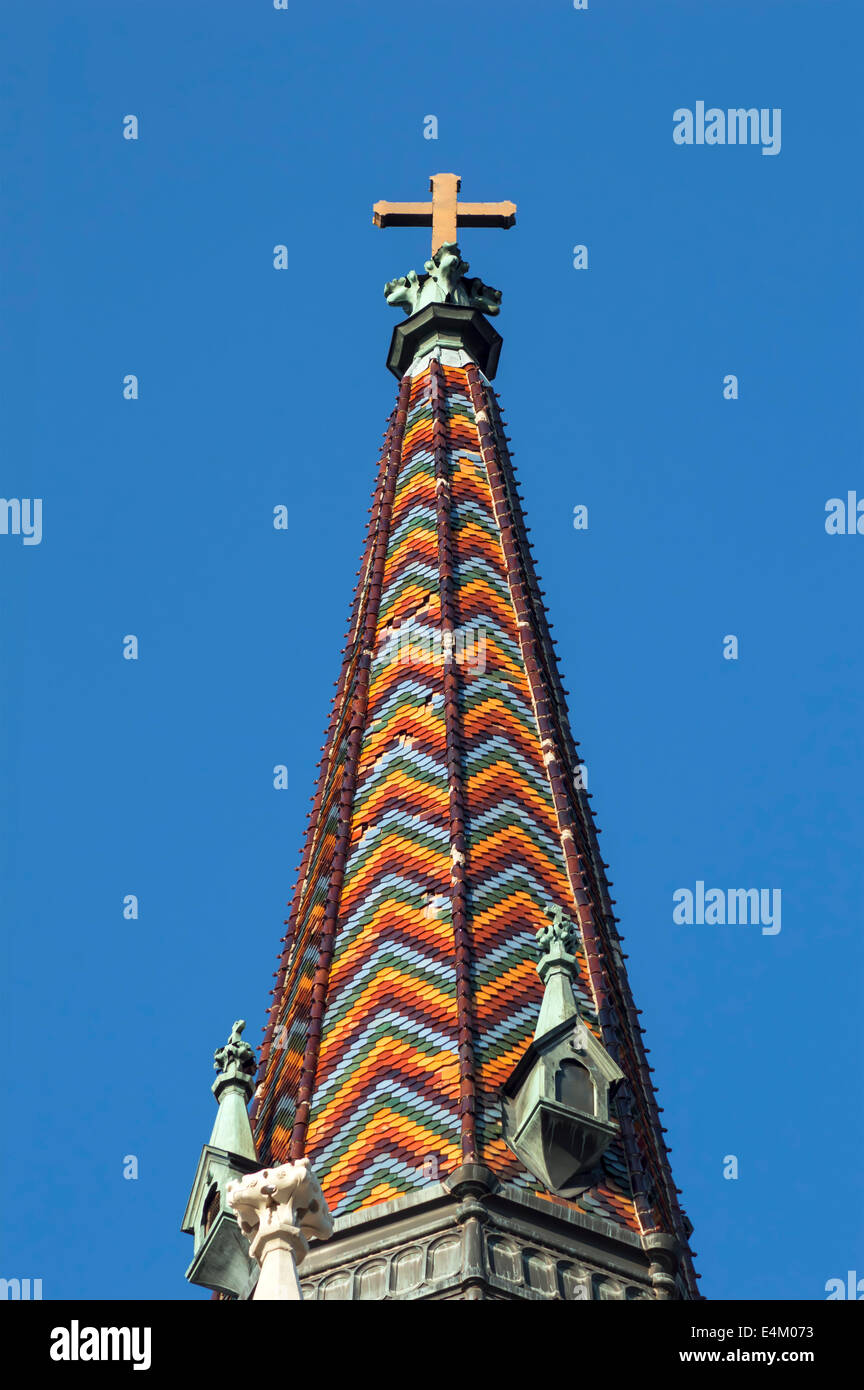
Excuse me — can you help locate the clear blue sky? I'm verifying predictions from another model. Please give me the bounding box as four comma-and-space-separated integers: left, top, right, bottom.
1, 0, 861, 1301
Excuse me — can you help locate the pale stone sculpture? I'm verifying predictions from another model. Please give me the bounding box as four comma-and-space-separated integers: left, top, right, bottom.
226, 1158, 333, 1301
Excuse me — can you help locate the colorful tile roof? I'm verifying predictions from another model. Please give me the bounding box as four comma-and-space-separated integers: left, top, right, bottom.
251, 355, 697, 1295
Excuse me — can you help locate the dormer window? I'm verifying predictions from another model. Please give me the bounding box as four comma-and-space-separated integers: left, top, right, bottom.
501, 906, 624, 1199
555, 1059, 594, 1114
202, 1183, 220, 1237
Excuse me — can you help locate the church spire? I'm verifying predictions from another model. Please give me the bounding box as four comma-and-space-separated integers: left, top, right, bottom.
238, 176, 699, 1300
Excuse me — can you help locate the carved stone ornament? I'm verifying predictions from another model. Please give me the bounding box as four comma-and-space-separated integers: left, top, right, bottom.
227, 1158, 334, 1301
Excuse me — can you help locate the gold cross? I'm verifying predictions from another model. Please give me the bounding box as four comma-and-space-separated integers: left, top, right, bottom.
373, 172, 516, 255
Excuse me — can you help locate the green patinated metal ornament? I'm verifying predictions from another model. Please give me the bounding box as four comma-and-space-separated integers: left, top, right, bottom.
384, 242, 502, 318
181, 1021, 260, 1299
501, 907, 625, 1199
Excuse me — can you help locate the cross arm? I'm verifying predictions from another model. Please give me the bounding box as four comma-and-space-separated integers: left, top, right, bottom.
454, 201, 517, 229
372, 200, 433, 228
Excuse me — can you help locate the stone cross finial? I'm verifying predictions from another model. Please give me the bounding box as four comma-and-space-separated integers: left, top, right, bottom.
227, 1158, 333, 1301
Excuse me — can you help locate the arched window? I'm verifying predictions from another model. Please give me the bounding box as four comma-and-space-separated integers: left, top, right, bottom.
202, 1183, 220, 1236
555, 1060, 594, 1115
